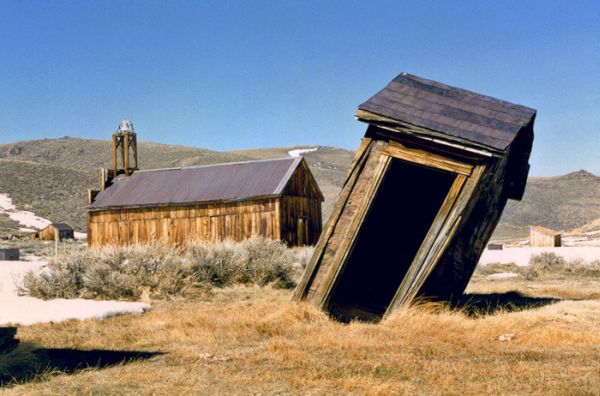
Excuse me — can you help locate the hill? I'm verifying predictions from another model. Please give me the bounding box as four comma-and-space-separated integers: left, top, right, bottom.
494, 170, 600, 240
2, 137, 600, 241
0, 138, 352, 233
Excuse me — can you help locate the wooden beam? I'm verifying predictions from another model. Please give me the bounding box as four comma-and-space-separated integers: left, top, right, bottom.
112, 135, 118, 177
292, 138, 373, 301
356, 108, 501, 157
382, 140, 473, 176
124, 132, 130, 175
313, 152, 391, 308
388, 164, 486, 310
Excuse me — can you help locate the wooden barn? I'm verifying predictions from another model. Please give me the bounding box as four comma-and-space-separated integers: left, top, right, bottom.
87, 157, 323, 247
529, 226, 561, 247
35, 223, 74, 241
294, 72, 536, 322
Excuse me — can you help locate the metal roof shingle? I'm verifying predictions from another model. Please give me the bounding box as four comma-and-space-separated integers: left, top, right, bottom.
90, 157, 303, 209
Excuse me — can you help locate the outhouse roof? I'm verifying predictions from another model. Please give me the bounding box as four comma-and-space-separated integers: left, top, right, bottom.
357, 72, 537, 152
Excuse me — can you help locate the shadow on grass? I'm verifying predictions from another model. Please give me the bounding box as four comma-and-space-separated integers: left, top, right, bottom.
453, 291, 560, 316
1, 345, 164, 387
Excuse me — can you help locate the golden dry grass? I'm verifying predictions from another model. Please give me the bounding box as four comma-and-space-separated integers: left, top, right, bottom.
4, 278, 600, 395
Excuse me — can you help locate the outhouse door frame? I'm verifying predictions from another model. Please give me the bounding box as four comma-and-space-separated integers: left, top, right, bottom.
320, 138, 487, 317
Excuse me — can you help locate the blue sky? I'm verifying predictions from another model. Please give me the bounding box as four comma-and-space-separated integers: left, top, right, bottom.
0, 1, 598, 176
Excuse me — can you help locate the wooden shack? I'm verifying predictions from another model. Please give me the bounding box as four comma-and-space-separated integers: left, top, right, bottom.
35, 223, 74, 241
87, 157, 323, 247
294, 72, 536, 321
529, 226, 561, 247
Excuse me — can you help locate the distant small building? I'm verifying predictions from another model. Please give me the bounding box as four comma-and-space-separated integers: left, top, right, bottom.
35, 223, 75, 241
0, 248, 19, 260
529, 226, 561, 247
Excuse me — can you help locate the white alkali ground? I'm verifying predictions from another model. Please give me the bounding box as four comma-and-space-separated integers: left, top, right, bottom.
0, 192, 87, 238
0, 258, 149, 326
0, 193, 51, 230
479, 246, 600, 266
487, 272, 519, 279
288, 147, 318, 158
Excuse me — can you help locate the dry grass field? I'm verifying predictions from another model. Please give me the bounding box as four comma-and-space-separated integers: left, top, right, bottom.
3, 274, 599, 395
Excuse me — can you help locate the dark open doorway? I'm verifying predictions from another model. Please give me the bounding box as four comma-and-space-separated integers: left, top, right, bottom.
327, 158, 457, 322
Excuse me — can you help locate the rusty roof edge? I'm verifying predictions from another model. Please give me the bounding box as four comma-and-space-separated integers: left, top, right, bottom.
273, 157, 304, 195
278, 157, 325, 201
87, 194, 283, 212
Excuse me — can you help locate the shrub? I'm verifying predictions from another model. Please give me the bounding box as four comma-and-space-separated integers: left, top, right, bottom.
474, 262, 521, 276
21, 238, 309, 301
21, 246, 87, 299
522, 252, 600, 280
185, 240, 244, 286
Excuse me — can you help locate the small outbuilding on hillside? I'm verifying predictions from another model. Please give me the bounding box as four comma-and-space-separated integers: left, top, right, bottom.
87, 157, 323, 247
35, 223, 74, 241
529, 226, 561, 247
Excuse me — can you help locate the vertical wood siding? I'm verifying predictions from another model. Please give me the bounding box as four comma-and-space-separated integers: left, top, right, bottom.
530, 229, 561, 247
88, 198, 282, 247
88, 161, 323, 248
279, 162, 323, 246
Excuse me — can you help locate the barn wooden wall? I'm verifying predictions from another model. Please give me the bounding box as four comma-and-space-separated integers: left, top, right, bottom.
280, 196, 322, 246
88, 198, 282, 247
279, 161, 323, 246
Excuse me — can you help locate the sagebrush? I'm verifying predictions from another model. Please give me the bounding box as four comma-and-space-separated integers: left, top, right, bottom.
475, 252, 600, 280
21, 238, 313, 300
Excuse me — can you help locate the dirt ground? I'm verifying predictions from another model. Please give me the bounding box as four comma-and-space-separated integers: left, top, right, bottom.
2, 274, 599, 395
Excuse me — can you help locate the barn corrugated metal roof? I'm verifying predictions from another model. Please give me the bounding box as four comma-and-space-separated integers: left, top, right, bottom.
89, 157, 305, 209
357, 72, 537, 152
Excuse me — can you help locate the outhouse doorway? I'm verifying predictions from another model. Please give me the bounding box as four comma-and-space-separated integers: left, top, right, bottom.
327, 154, 462, 322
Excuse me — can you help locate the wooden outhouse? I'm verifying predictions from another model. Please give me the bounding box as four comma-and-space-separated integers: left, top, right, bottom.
35, 223, 74, 241
87, 157, 323, 247
529, 226, 561, 247
294, 72, 536, 321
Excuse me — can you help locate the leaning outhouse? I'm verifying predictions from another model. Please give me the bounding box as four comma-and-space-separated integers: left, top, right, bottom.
294, 72, 536, 321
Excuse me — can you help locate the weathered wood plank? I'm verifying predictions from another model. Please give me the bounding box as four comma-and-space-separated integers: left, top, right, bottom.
293, 138, 374, 300
383, 141, 473, 176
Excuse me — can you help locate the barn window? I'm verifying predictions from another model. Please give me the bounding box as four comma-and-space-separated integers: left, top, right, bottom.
327, 158, 457, 322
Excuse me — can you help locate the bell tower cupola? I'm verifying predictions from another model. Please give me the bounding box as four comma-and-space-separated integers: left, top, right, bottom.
112, 119, 138, 176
